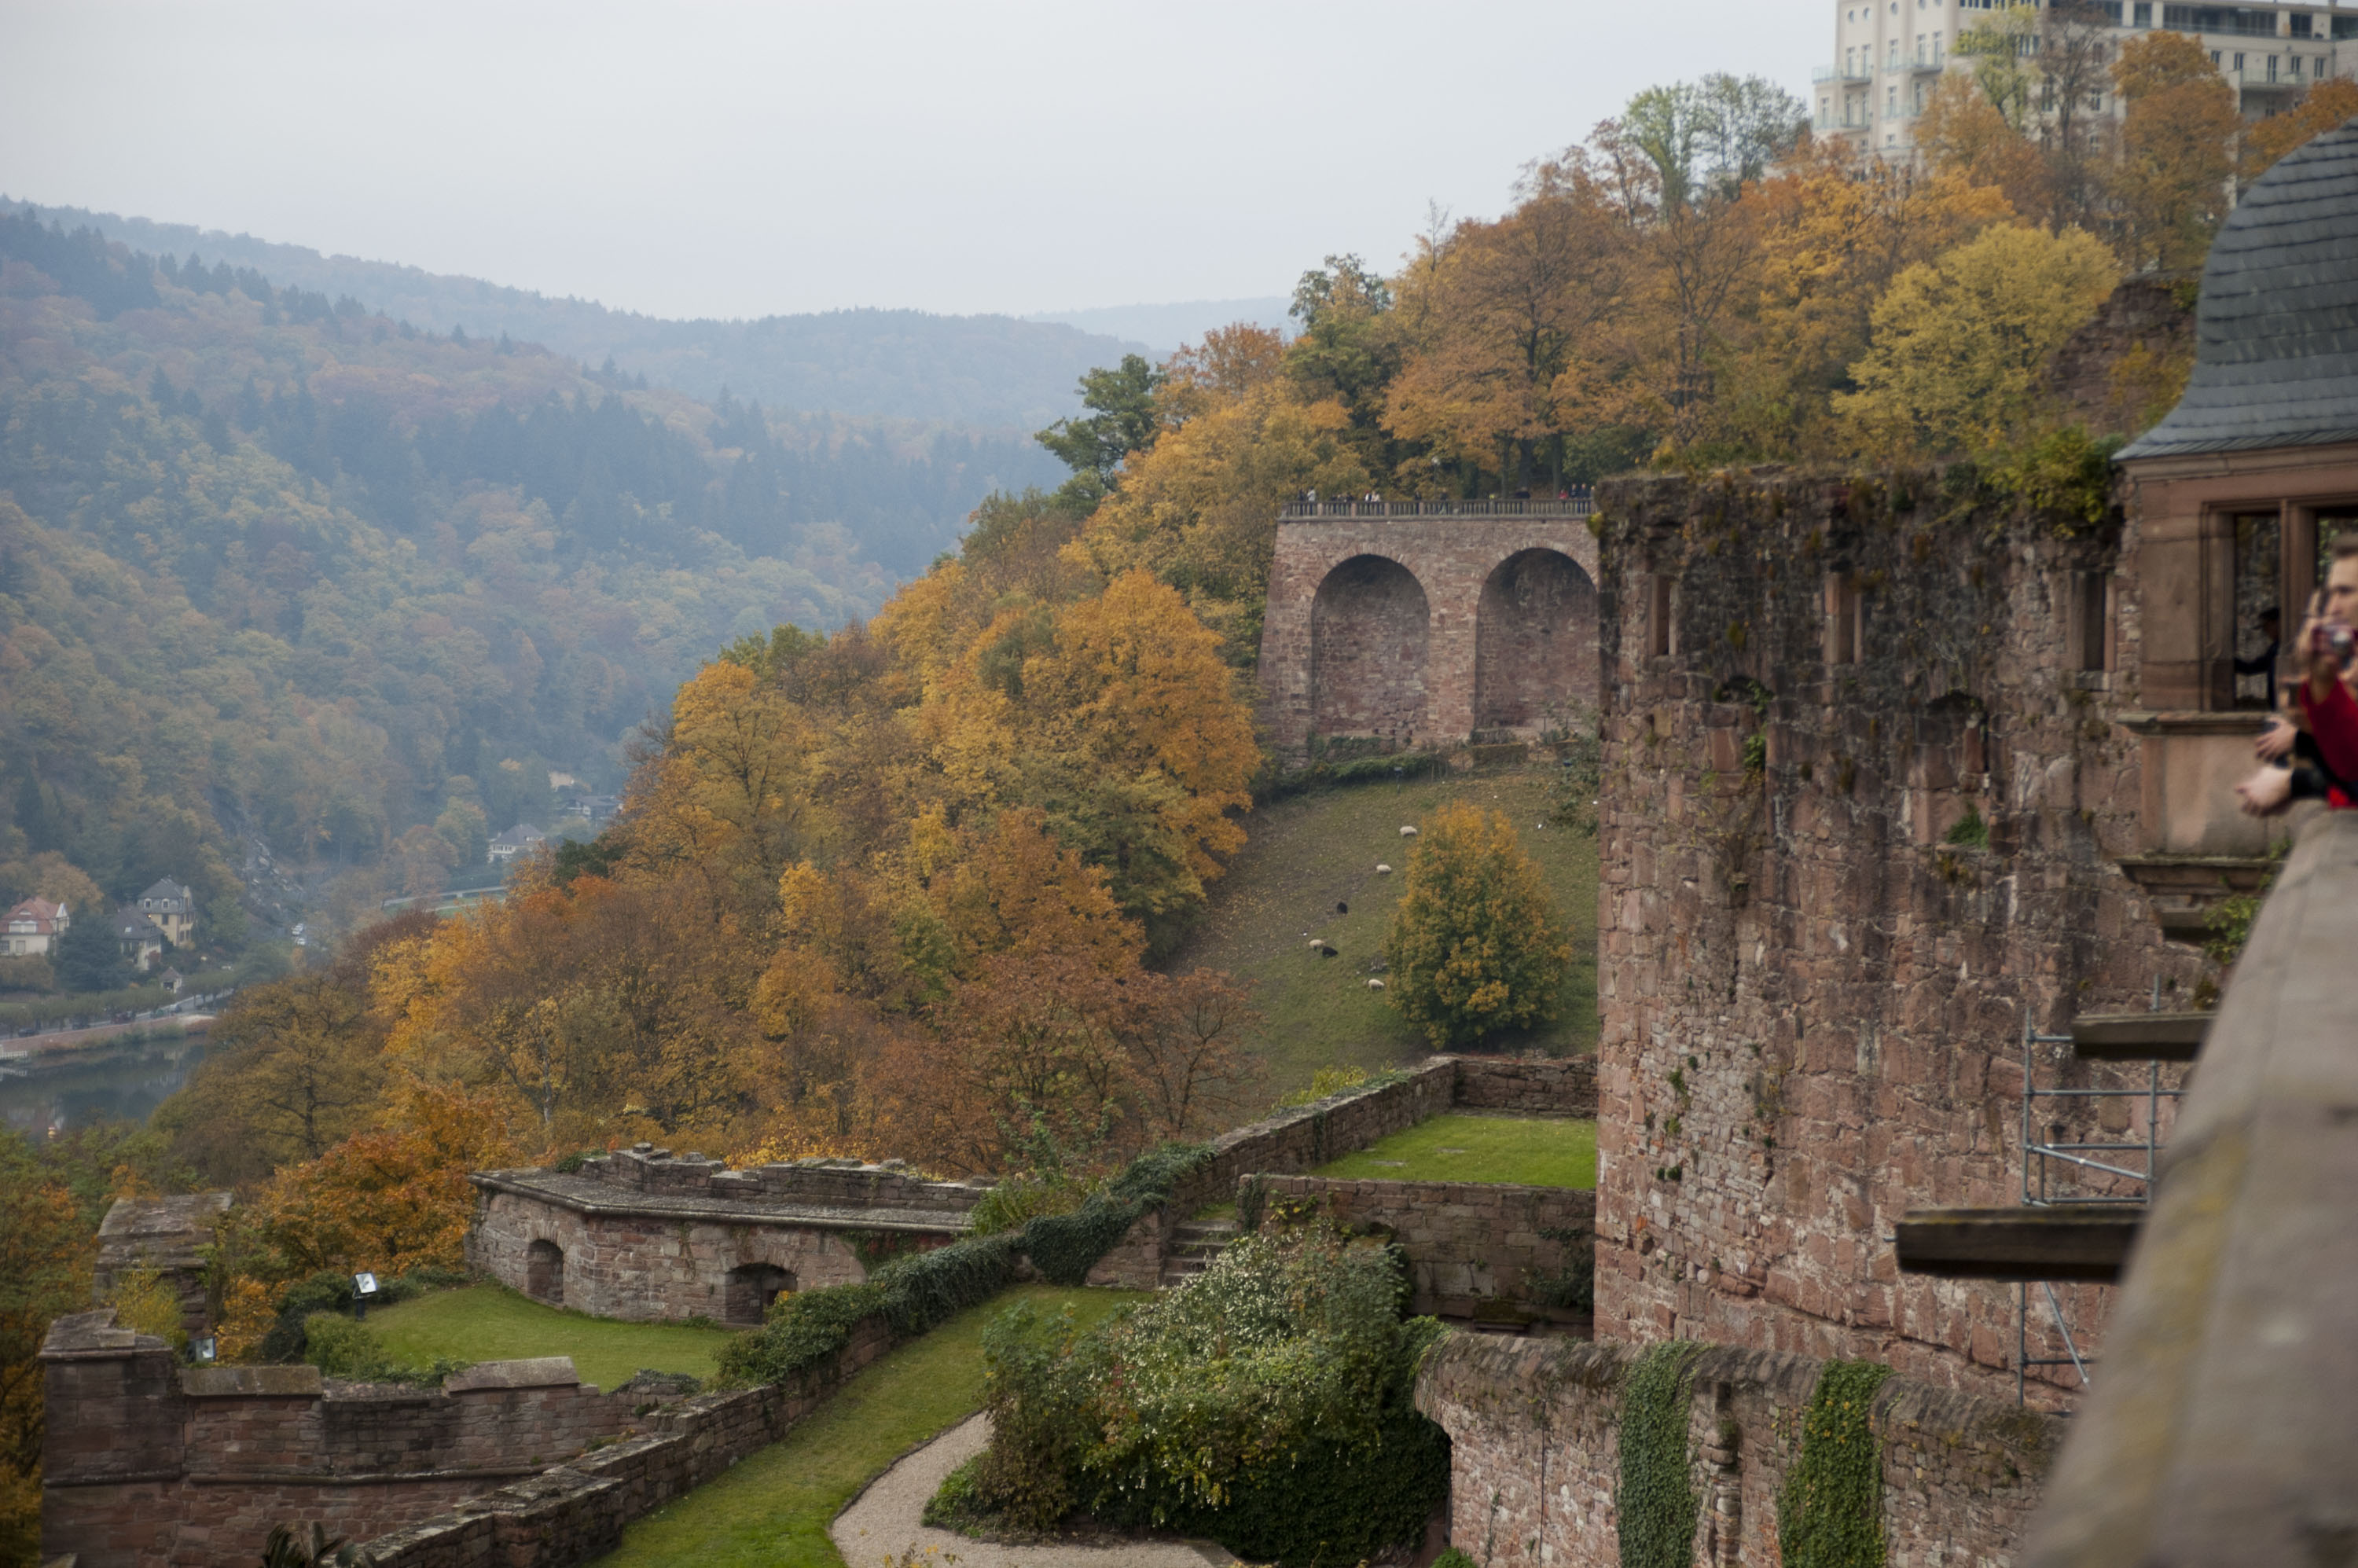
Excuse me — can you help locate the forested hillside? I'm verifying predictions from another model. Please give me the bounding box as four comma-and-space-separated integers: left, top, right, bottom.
0, 211, 1048, 956
0, 198, 1144, 429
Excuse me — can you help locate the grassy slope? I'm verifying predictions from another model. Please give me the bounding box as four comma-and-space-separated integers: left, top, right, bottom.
367, 1285, 734, 1390
1313, 1112, 1598, 1189
1173, 764, 1599, 1099
598, 1284, 1147, 1568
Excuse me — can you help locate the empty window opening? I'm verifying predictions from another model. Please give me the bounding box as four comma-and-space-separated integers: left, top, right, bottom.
724, 1263, 795, 1326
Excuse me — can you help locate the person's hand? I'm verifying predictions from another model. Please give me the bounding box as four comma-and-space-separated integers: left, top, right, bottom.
2235, 765, 2294, 817
2256, 716, 2297, 761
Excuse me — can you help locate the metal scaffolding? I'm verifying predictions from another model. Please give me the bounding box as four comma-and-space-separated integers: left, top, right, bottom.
2016, 988, 2183, 1405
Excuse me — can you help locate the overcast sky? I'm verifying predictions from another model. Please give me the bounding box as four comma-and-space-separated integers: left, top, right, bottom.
0, 1, 1820, 321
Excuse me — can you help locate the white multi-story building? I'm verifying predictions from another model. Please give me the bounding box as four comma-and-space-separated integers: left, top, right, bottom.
1818, 1, 2358, 156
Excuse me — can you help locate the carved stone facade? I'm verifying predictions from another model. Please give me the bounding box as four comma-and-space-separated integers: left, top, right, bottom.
1259, 505, 1601, 757
1591, 469, 2206, 1405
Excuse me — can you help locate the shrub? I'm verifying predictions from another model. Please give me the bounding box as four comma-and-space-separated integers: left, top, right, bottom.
1018, 1141, 1207, 1287
299, 1313, 467, 1386
1383, 803, 1574, 1047
967, 1173, 1090, 1238
958, 1228, 1448, 1566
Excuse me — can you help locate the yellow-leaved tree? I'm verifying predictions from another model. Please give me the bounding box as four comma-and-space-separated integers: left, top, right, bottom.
2112, 31, 2239, 274
1077, 327, 1372, 666
1015, 570, 1258, 942
1382, 804, 1572, 1048
1835, 223, 2118, 457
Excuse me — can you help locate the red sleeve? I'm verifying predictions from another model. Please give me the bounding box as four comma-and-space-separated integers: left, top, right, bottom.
2298, 678, 2358, 783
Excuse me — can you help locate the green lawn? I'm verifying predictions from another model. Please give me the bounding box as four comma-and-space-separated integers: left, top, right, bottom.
597, 1284, 1148, 1568
366, 1285, 734, 1391
1170, 764, 1598, 1100
1313, 1112, 1597, 1189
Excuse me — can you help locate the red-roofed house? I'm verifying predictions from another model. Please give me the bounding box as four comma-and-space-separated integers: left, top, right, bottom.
4, 897, 69, 957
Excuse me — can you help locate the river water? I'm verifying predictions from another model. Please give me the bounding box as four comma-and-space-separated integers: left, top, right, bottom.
0, 1031, 215, 1138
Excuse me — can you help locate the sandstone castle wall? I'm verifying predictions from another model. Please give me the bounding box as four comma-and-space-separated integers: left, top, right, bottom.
1590, 469, 2205, 1402
1419, 1333, 2061, 1567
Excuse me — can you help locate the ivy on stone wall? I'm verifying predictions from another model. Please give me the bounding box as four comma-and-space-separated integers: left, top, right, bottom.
1616, 1340, 1706, 1568
1776, 1358, 1897, 1568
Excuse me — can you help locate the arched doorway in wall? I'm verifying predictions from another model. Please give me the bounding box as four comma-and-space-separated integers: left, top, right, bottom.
724, 1264, 795, 1325
1311, 556, 1431, 744
525, 1239, 565, 1307
1474, 549, 1597, 732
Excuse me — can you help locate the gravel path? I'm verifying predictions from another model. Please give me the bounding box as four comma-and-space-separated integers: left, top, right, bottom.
830, 1414, 1236, 1568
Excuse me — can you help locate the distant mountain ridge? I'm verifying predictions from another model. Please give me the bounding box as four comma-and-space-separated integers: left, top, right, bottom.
1023, 297, 1292, 354
0, 197, 1148, 428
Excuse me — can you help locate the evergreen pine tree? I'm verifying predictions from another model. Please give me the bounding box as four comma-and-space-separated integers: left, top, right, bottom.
54, 912, 127, 994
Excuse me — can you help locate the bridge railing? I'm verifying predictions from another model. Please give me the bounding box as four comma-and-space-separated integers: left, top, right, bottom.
1277, 498, 1593, 520
2025, 810, 2358, 1567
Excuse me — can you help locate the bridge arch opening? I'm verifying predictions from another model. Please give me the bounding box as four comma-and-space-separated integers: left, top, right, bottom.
1311, 555, 1431, 744
1475, 548, 1597, 733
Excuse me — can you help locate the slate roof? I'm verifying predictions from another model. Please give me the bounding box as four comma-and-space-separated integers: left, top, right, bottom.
138, 878, 192, 908
2118, 118, 2358, 461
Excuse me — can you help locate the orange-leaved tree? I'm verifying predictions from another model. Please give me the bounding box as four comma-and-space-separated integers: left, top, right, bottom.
252, 1081, 519, 1280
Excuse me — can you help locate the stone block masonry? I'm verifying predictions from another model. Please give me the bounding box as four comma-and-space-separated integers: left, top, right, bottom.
1248, 1175, 1596, 1319
1591, 469, 2206, 1404
42, 1305, 905, 1568
1259, 511, 1602, 758
38, 1312, 660, 1568
1091, 1054, 1598, 1289
1418, 1331, 2060, 1568
468, 1147, 987, 1323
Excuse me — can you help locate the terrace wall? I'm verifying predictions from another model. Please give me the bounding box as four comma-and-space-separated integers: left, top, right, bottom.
1092, 1054, 1599, 1289
1249, 1175, 1596, 1319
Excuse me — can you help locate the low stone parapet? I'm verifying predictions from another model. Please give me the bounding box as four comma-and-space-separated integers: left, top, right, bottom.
1419, 1332, 2061, 1567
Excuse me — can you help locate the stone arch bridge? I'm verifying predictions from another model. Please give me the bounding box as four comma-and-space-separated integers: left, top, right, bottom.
1258, 500, 1600, 758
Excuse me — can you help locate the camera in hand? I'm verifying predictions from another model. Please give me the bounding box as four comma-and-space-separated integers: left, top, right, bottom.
2319, 622, 2357, 667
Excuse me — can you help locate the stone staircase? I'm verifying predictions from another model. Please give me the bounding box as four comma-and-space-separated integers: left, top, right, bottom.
1159, 1217, 1242, 1287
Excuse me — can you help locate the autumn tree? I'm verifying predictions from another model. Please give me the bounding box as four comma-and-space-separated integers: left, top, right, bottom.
1015, 571, 1258, 946
251, 1081, 517, 1280
1078, 358, 1372, 663
2112, 31, 2239, 272
1835, 223, 2119, 457
158, 971, 387, 1184
1383, 804, 1573, 1048
0, 1139, 90, 1563
2243, 77, 2358, 187
1384, 155, 1629, 490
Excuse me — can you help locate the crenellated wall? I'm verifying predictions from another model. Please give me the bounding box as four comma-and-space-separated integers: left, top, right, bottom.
38, 1313, 663, 1568
1590, 469, 2208, 1404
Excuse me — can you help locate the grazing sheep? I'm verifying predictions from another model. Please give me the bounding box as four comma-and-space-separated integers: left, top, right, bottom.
1376, 863, 1392, 875
1317, 944, 1340, 959
1400, 824, 1419, 837
1308, 938, 1328, 952
1335, 901, 1349, 915
1366, 978, 1386, 990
